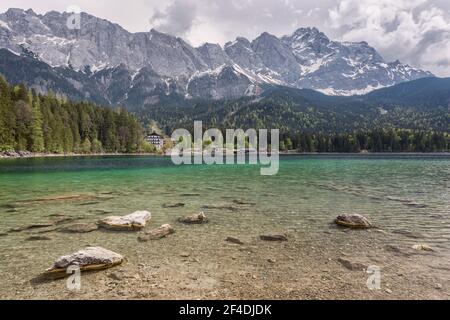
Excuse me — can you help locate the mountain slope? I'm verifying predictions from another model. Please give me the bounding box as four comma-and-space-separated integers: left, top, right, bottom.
363, 77, 450, 109
130, 78, 450, 135
0, 48, 109, 104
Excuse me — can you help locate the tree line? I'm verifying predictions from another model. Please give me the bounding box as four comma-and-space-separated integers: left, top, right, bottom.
0, 77, 154, 154
177, 128, 449, 153
279, 129, 450, 153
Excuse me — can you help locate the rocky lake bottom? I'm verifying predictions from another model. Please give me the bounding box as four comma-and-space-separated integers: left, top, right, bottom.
0, 154, 449, 300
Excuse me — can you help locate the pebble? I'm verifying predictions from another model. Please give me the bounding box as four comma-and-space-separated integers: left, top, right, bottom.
226, 237, 244, 245
412, 244, 435, 252
108, 271, 124, 281
25, 236, 52, 241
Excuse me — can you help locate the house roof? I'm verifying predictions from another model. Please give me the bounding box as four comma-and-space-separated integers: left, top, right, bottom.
148, 132, 162, 138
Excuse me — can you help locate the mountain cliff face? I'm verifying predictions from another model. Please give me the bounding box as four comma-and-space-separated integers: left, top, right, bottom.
0, 8, 433, 106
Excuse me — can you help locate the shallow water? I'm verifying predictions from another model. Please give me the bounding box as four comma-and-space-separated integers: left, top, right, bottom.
0, 154, 449, 299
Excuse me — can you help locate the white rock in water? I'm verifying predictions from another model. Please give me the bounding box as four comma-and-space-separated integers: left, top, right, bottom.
138, 224, 175, 241
335, 214, 373, 229
98, 211, 151, 231
45, 247, 123, 276
412, 244, 435, 252
178, 212, 208, 224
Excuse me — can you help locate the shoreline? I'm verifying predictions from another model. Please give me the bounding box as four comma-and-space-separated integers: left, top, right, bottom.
0, 152, 163, 159
1, 151, 450, 160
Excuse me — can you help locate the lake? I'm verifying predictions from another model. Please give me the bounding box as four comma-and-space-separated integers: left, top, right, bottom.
0, 154, 449, 299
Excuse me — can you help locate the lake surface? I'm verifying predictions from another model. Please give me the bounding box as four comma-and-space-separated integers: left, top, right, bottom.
0, 154, 449, 299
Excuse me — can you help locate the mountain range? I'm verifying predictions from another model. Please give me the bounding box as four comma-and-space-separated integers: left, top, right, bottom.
0, 8, 435, 108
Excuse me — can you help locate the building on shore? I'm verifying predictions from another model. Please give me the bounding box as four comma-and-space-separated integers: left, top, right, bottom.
145, 132, 164, 150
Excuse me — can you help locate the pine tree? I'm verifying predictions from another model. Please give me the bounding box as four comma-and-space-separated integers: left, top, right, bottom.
0, 76, 15, 151
81, 138, 92, 154
30, 98, 45, 152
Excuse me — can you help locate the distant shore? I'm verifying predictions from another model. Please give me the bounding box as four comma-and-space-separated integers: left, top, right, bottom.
0, 151, 162, 159
1, 150, 449, 160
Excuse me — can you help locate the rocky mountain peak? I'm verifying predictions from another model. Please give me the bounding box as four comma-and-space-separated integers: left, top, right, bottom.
0, 8, 434, 103
197, 43, 231, 69
5, 8, 26, 17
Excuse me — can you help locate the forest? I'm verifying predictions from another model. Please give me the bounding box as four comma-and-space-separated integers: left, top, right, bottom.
1, 76, 449, 154
0, 76, 153, 154
279, 130, 450, 153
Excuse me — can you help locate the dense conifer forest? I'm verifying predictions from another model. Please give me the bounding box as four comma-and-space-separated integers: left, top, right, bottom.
0, 76, 153, 154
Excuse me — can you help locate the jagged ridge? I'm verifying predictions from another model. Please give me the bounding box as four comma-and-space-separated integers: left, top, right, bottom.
0, 8, 433, 105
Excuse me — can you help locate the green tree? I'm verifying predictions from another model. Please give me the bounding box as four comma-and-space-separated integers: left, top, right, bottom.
30, 98, 45, 152
81, 138, 92, 154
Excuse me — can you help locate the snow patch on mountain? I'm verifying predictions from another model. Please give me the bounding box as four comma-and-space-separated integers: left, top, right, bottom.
0, 19, 11, 31
317, 83, 389, 96
0, 9, 434, 101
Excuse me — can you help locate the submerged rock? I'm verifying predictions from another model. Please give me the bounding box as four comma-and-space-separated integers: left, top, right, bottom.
232, 199, 256, 206
404, 202, 428, 208
335, 214, 373, 229
412, 244, 435, 252
8, 223, 55, 233
14, 194, 98, 206
107, 270, 125, 281
89, 209, 114, 215
178, 212, 208, 224
202, 204, 239, 212
260, 234, 288, 242
138, 224, 175, 241
35, 227, 60, 234
52, 216, 81, 225
26, 236, 52, 241
392, 229, 425, 239
338, 258, 368, 271
44, 246, 123, 277
78, 201, 101, 206
59, 223, 99, 234
98, 211, 151, 231
385, 245, 409, 256
226, 237, 244, 245
162, 203, 185, 208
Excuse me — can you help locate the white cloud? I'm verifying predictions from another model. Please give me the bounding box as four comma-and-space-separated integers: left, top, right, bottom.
1, 0, 449, 75
328, 0, 450, 76
149, 0, 197, 37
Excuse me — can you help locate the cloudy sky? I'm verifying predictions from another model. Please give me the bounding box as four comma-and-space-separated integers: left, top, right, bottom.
1, 0, 450, 76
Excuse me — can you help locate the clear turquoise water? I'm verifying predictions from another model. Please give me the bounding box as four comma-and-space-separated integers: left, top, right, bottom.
0, 154, 449, 298
1, 154, 448, 238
